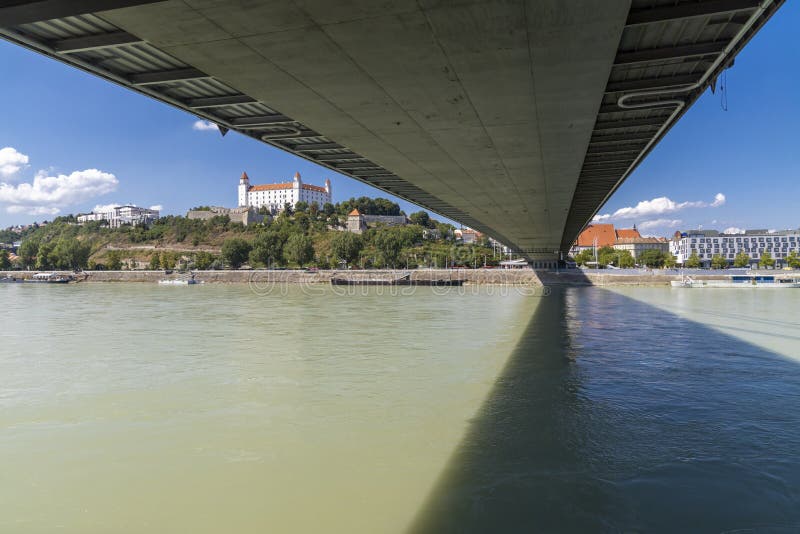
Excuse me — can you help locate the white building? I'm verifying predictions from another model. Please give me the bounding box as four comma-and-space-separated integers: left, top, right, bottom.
670, 229, 800, 267
77, 205, 159, 228
614, 237, 669, 259
238, 171, 331, 213
454, 228, 483, 244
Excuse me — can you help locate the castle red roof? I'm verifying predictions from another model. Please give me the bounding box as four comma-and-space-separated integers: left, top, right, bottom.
302, 184, 327, 193
249, 182, 292, 192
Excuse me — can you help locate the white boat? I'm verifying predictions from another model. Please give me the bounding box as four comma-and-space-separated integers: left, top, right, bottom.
25, 272, 74, 284
158, 273, 202, 285
671, 275, 800, 288
158, 279, 200, 285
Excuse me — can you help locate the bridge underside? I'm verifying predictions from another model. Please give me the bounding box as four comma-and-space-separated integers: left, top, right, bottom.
0, 0, 782, 257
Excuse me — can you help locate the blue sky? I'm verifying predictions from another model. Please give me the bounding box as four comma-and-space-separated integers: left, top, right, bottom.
0, 3, 798, 237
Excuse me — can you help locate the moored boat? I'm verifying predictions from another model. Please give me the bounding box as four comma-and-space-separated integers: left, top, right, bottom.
0, 275, 23, 283
158, 279, 201, 285
24, 273, 74, 284
158, 273, 201, 285
671, 275, 800, 288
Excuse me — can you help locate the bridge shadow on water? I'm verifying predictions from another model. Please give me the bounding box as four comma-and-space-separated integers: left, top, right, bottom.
408, 285, 800, 534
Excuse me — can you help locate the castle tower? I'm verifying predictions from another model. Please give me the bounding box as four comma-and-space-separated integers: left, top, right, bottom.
292, 171, 301, 205
238, 171, 250, 207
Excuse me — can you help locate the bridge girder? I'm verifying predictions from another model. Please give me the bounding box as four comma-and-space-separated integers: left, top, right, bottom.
0, 0, 784, 258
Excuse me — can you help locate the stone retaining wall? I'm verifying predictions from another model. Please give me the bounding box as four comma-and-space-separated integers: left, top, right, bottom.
8, 269, 796, 287
1, 269, 542, 285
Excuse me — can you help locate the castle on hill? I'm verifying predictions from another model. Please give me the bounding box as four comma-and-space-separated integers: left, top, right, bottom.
238, 171, 332, 214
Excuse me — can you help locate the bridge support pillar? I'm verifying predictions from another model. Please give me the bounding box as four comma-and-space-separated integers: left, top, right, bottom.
521, 253, 560, 271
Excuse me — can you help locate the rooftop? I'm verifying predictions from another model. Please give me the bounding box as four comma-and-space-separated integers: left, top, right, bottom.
249, 183, 293, 192
575, 224, 616, 248
616, 237, 666, 244
576, 224, 641, 247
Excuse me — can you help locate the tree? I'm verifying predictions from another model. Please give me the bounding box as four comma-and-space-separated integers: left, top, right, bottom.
36, 241, 57, 270
594, 245, 634, 268
193, 251, 216, 270
374, 229, 403, 267
710, 253, 728, 270
18, 240, 38, 268
330, 232, 363, 266
409, 211, 432, 228
221, 238, 252, 269
284, 233, 314, 267
322, 202, 335, 217
160, 251, 178, 270
759, 251, 775, 268
574, 249, 594, 267
294, 201, 309, 213
638, 249, 666, 268
617, 250, 635, 268
52, 237, 91, 269
149, 253, 161, 270
337, 196, 401, 216
685, 251, 701, 268
786, 251, 800, 269
249, 231, 284, 267
107, 250, 123, 270
435, 222, 454, 242
664, 254, 677, 268
595, 246, 617, 267
294, 212, 311, 232
733, 252, 751, 268
0, 249, 10, 270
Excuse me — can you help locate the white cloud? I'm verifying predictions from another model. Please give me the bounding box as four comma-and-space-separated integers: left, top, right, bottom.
638, 219, 683, 232
92, 203, 121, 213
6, 205, 60, 216
0, 168, 118, 215
723, 227, 745, 234
0, 147, 29, 179
149, 204, 163, 212
594, 193, 726, 221
193, 120, 218, 131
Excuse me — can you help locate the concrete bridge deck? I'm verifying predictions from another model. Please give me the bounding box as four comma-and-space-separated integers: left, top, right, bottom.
0, 1, 783, 261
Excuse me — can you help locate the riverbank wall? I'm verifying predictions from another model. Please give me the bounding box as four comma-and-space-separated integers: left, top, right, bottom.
5, 269, 796, 287
537, 271, 701, 286
1, 269, 543, 285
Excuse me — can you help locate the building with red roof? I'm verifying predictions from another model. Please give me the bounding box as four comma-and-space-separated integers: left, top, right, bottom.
571, 224, 642, 255
238, 171, 332, 214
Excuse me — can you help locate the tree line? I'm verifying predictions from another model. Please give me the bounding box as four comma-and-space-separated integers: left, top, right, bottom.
573, 247, 800, 269
4, 196, 503, 271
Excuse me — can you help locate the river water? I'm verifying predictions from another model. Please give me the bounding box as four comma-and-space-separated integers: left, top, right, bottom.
1, 283, 799, 533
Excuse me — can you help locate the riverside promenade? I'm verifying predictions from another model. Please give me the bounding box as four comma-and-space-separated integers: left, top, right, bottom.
4, 269, 796, 286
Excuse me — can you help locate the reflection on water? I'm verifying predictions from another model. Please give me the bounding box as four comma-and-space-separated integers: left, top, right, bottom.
611, 286, 800, 360
412, 288, 800, 533
0, 284, 537, 533
2, 284, 800, 533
